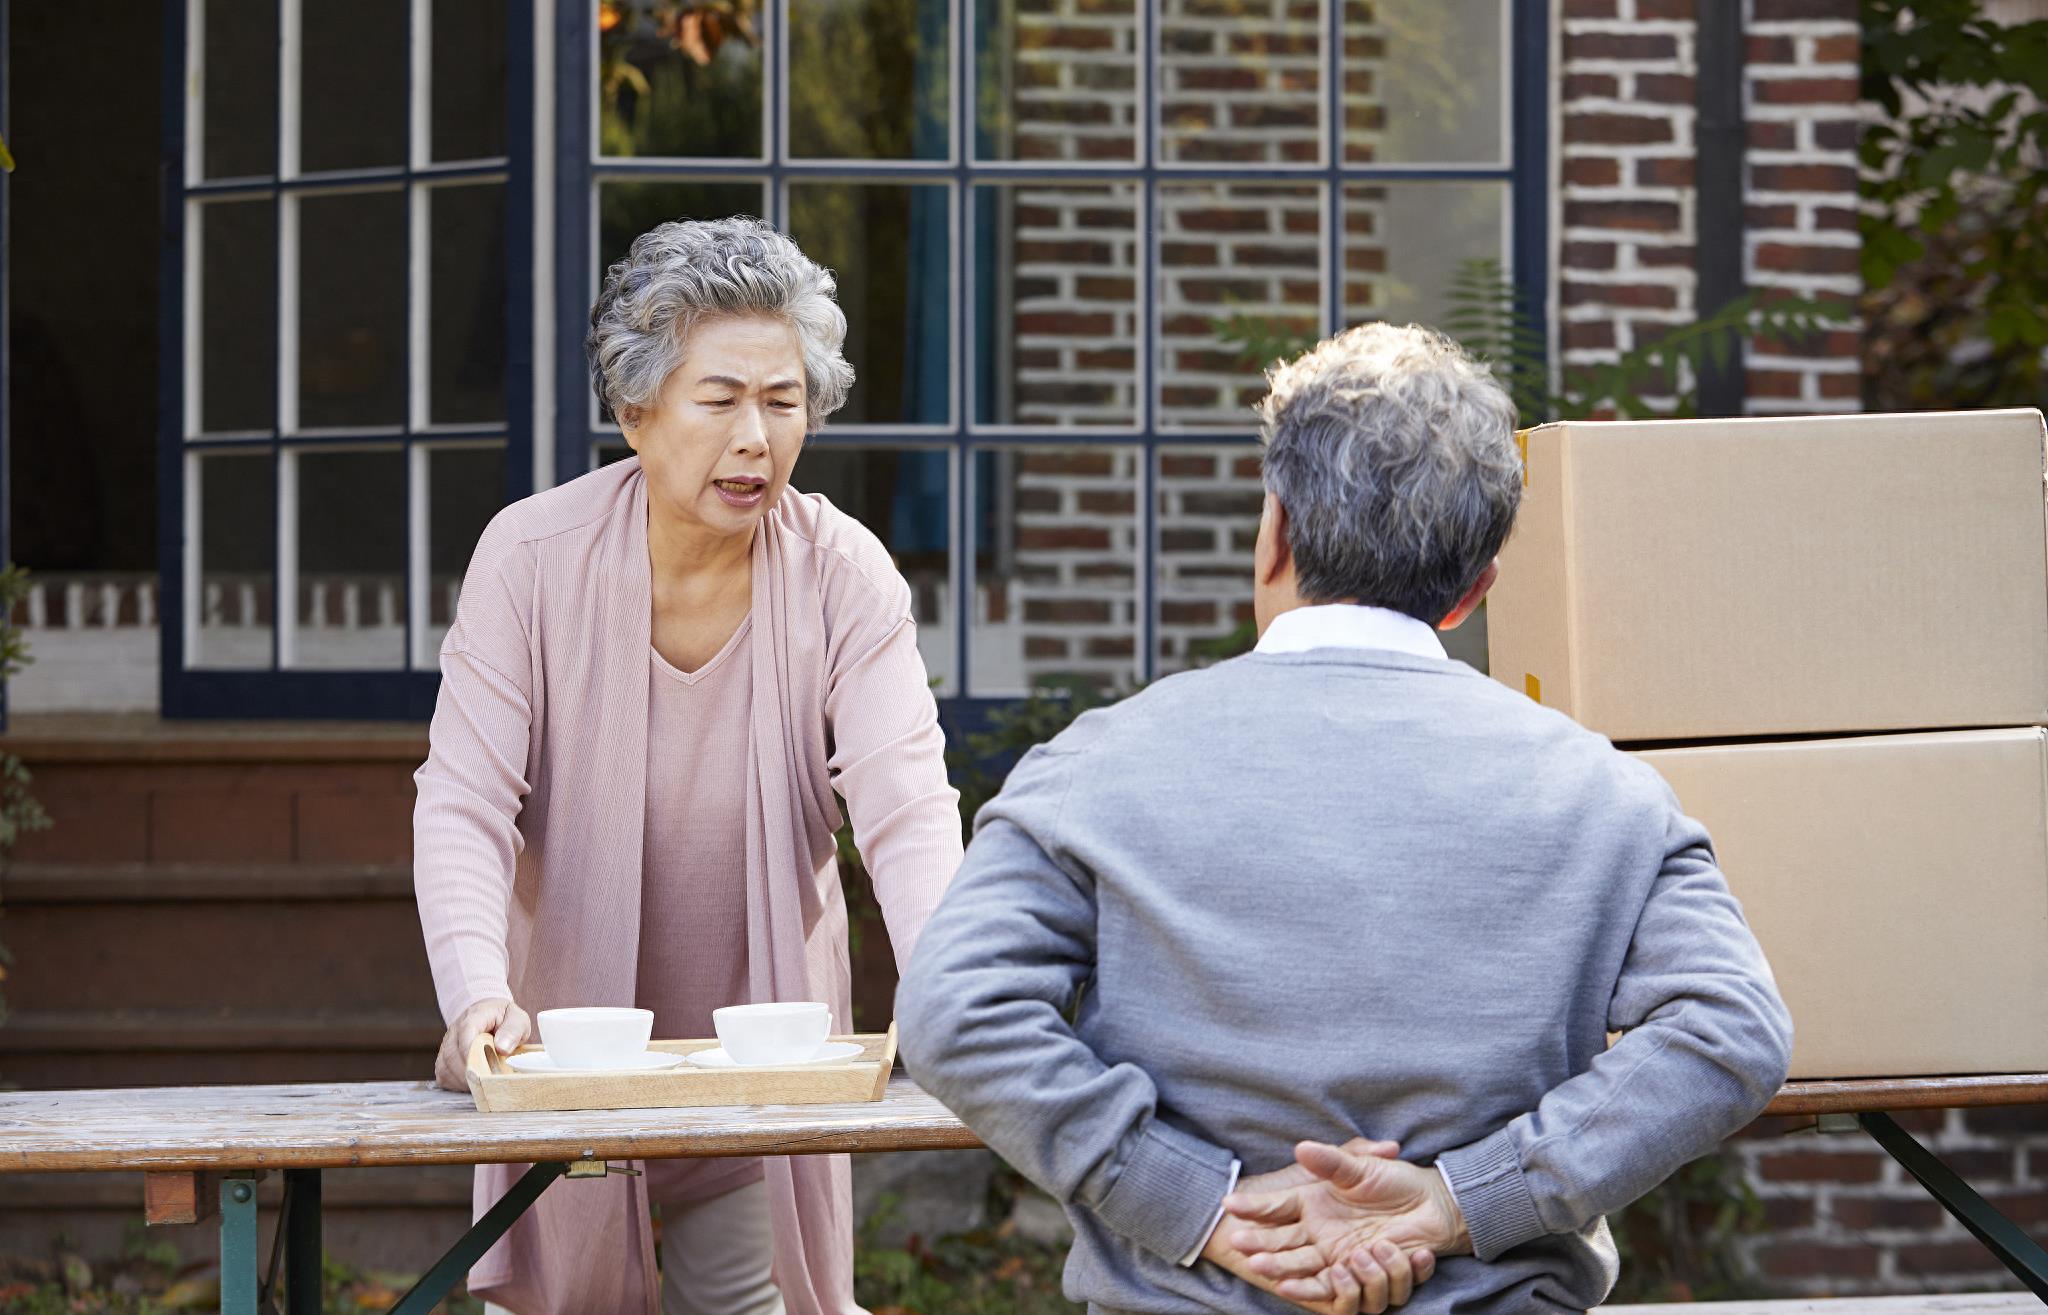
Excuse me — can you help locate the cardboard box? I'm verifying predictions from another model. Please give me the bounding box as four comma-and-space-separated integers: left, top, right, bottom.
1489, 408, 2048, 742
1635, 728, 2048, 1079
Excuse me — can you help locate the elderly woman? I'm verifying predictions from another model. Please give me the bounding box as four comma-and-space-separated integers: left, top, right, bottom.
414, 217, 963, 1315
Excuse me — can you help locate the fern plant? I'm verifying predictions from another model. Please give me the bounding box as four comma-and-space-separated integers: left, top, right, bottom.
1219, 257, 1853, 423
0, 563, 50, 1028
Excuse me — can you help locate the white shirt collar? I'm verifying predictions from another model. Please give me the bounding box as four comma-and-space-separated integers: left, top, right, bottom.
1254, 603, 1449, 661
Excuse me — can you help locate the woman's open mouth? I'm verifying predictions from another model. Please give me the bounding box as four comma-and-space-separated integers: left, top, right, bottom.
713, 477, 767, 508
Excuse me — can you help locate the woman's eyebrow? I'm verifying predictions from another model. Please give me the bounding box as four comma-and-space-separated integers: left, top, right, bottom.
694, 375, 803, 391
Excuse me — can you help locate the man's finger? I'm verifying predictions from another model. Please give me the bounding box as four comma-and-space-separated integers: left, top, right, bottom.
1226, 1222, 1310, 1255
1375, 1241, 1414, 1308
1348, 1246, 1390, 1315
1409, 1250, 1435, 1284
1274, 1273, 1335, 1304
1248, 1243, 1335, 1282
1224, 1189, 1304, 1225
1323, 1257, 1362, 1315
1296, 1140, 1380, 1192
1340, 1137, 1402, 1160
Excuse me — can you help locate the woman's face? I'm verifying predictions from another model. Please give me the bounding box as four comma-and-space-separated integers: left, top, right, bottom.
623, 315, 809, 541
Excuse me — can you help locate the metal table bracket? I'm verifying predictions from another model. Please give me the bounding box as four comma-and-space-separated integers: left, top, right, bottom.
386, 1161, 571, 1315
1858, 1111, 2048, 1301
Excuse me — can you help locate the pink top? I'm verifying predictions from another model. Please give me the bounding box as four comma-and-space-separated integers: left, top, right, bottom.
413, 461, 963, 1314
638, 620, 763, 1206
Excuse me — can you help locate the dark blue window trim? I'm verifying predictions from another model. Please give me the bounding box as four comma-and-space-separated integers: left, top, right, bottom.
151, 0, 1547, 720
555, 0, 1551, 706
158, 0, 538, 719
0, 0, 10, 731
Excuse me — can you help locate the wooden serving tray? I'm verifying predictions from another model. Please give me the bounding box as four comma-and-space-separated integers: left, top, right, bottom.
466, 1024, 899, 1113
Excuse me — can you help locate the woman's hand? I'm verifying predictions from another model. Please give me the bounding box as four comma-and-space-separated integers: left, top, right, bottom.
434, 997, 531, 1092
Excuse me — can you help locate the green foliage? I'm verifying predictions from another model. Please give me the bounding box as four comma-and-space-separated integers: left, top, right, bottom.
1861, 0, 2048, 409
598, 1, 763, 161
0, 564, 48, 1029
1607, 1153, 1768, 1303
948, 685, 1116, 834
854, 1193, 1081, 1315
1215, 258, 1852, 423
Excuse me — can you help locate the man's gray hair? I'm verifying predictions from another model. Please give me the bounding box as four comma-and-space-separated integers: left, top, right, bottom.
586, 216, 855, 431
1258, 322, 1522, 623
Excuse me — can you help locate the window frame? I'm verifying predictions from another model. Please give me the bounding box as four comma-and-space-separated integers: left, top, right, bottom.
557, 0, 1550, 704
159, 0, 538, 718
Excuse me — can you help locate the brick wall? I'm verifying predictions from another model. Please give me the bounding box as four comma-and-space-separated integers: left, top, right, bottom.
1741, 0, 1865, 412
1733, 1108, 2048, 1295
1558, 0, 1863, 415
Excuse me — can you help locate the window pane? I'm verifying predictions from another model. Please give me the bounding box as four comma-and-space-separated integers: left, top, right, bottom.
432, 0, 510, 162
200, 0, 277, 179
789, 0, 950, 160
794, 446, 955, 694
1160, 0, 1323, 165
422, 444, 506, 665
192, 450, 275, 669
197, 198, 277, 434
428, 182, 508, 425
297, 189, 406, 429
1342, 182, 1508, 331
1157, 183, 1323, 430
1156, 445, 1262, 675
974, 183, 1140, 428
973, 446, 1139, 697
299, 0, 407, 172
597, 179, 767, 285
597, 0, 764, 159
788, 183, 951, 426
1343, 0, 1506, 165
974, 0, 1138, 163
291, 448, 406, 669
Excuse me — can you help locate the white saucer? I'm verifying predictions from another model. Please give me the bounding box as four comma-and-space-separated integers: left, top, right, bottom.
685, 1041, 866, 1069
505, 1050, 686, 1074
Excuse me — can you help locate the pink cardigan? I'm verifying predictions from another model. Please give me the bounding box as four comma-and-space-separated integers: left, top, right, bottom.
414, 459, 963, 1314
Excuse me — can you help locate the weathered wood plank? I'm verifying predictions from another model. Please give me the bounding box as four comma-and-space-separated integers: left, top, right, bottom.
0, 1075, 982, 1173
142, 1171, 218, 1225
1762, 1073, 2048, 1116
2, 1074, 2041, 1177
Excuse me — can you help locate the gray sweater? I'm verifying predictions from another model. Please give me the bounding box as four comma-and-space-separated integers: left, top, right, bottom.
896, 648, 1793, 1314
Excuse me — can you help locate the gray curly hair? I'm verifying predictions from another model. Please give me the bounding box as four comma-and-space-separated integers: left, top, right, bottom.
586, 216, 855, 432
1258, 322, 1522, 624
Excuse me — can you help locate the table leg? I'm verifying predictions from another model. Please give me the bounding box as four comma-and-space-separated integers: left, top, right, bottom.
220, 1174, 262, 1315
1859, 1111, 2048, 1300
387, 1162, 568, 1315
284, 1169, 323, 1315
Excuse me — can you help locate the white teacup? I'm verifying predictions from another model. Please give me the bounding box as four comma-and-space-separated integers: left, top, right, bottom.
536, 1006, 654, 1070
713, 1002, 832, 1066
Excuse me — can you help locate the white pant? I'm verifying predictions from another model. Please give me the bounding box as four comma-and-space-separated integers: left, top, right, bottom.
659, 1179, 785, 1315
483, 1178, 784, 1315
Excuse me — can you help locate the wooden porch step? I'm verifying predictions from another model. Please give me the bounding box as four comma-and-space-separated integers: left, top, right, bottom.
0, 1007, 442, 1053
5, 861, 414, 901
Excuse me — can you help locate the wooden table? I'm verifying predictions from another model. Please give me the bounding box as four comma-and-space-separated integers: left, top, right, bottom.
3, 1074, 2043, 1313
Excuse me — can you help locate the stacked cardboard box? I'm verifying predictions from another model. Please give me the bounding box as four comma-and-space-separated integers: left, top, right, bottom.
1487, 408, 2048, 1079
